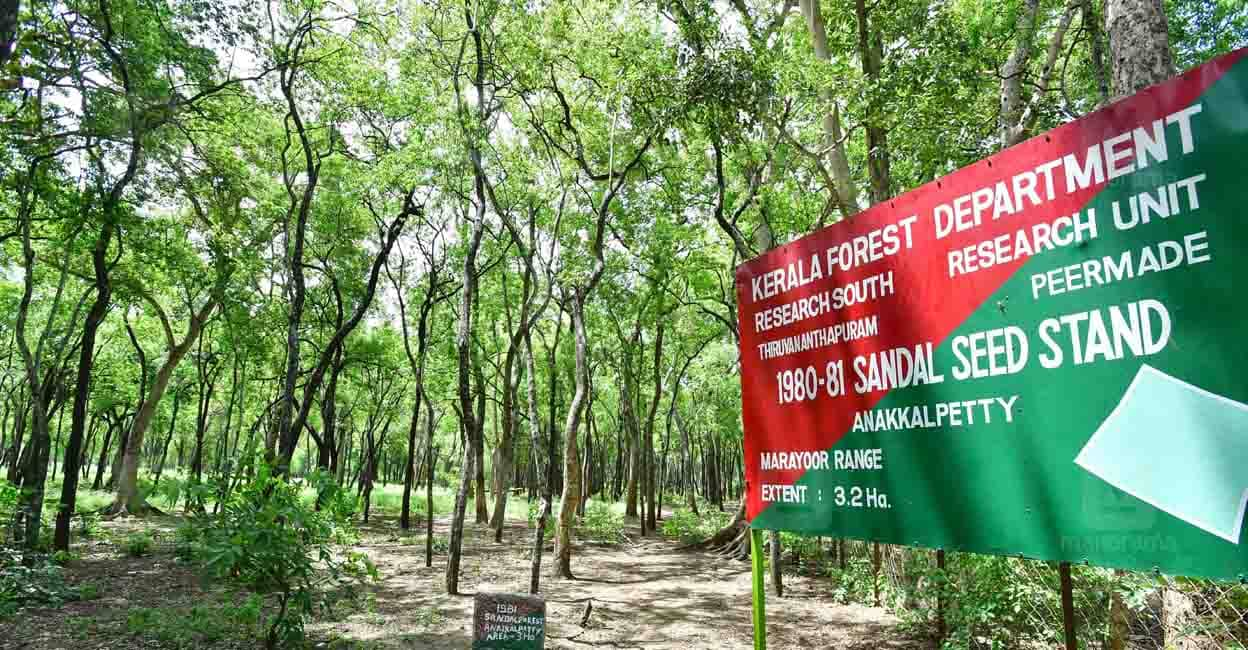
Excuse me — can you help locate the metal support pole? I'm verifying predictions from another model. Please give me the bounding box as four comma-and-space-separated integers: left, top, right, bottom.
872, 541, 882, 607
1059, 561, 1077, 650
750, 528, 767, 650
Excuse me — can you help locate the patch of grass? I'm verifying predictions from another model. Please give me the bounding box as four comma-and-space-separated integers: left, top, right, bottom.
77, 511, 102, 539
76, 582, 99, 601
578, 500, 627, 544
659, 508, 733, 544
125, 593, 263, 649
394, 532, 449, 553
51, 550, 79, 566
412, 606, 443, 628
525, 499, 626, 544
67, 487, 113, 514
367, 484, 531, 522
65, 614, 99, 640
123, 532, 154, 557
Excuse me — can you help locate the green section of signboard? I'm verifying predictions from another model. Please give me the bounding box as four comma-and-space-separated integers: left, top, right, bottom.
753, 58, 1248, 580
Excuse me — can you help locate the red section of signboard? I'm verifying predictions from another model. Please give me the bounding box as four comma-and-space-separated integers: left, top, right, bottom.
736, 49, 1247, 522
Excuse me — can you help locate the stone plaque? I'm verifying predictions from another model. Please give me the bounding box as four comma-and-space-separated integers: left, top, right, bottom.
472, 592, 545, 649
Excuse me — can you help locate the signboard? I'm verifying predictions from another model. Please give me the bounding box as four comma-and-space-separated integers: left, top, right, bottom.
737, 48, 1248, 580
472, 592, 545, 650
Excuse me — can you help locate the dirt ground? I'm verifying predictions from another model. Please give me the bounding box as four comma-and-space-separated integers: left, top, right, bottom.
1, 513, 924, 649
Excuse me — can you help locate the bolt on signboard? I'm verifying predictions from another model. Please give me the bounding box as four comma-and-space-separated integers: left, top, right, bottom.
734, 48, 1248, 649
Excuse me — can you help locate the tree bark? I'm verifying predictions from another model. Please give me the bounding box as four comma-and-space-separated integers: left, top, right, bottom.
524, 329, 551, 593
445, 72, 489, 595
554, 293, 591, 577
472, 344, 489, 525
798, 0, 858, 213
854, 0, 890, 202
623, 341, 641, 520
111, 298, 217, 514
425, 394, 437, 568
642, 323, 664, 533
492, 253, 538, 541
1106, 0, 1174, 99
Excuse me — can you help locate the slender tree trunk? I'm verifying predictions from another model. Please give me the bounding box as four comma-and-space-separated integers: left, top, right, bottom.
425, 395, 436, 568
554, 294, 592, 578
1103, 8, 1173, 644
91, 418, 115, 492
642, 324, 663, 533
675, 410, 698, 514
623, 358, 640, 519
854, 0, 890, 202
50, 404, 66, 481
472, 347, 489, 525
770, 530, 783, 597
401, 394, 421, 530
491, 253, 537, 540
105, 425, 129, 491
798, 0, 858, 212
6, 399, 27, 483
445, 93, 488, 592
153, 390, 180, 487
579, 400, 593, 518
526, 330, 551, 593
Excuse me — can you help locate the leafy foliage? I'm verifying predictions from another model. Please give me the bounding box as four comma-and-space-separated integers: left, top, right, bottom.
123, 532, 154, 558
125, 592, 264, 649
660, 508, 734, 544
182, 465, 377, 648
0, 547, 94, 619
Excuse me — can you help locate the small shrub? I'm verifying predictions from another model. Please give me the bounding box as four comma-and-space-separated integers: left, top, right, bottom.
123, 532, 154, 557
577, 501, 626, 545
173, 522, 202, 562
77, 512, 101, 539
659, 508, 732, 543
0, 479, 17, 536
76, 582, 99, 601
194, 464, 376, 649
0, 547, 87, 619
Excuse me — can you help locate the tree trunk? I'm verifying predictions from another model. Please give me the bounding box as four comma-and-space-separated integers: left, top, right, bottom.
798, 0, 858, 213
425, 395, 436, 568
491, 253, 538, 540
401, 394, 421, 530
854, 0, 890, 202
554, 293, 592, 578
1106, 0, 1174, 99
642, 324, 664, 533
676, 410, 698, 514
999, 0, 1041, 145
472, 346, 489, 525
6, 399, 27, 483
524, 329, 552, 593
770, 530, 783, 597
112, 301, 215, 514
91, 417, 115, 492
445, 105, 488, 593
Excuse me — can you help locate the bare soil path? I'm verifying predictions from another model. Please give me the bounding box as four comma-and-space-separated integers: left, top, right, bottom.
1, 512, 922, 649
322, 515, 922, 649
